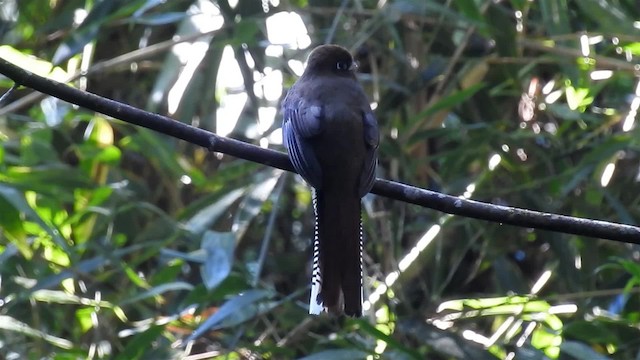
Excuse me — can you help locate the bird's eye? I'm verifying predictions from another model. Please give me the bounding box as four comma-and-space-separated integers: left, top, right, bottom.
336, 61, 350, 71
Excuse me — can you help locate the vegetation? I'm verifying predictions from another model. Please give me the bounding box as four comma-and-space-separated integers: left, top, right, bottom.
1, 0, 640, 359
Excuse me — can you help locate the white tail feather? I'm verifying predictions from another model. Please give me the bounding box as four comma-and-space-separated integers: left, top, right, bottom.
309, 188, 325, 314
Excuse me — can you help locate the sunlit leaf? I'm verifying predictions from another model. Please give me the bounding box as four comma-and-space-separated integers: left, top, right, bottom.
0, 315, 73, 349
0, 183, 68, 252
0, 45, 68, 80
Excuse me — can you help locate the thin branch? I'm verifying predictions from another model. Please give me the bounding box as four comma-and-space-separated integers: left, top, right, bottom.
324, 0, 350, 45
432, 0, 488, 96
0, 57, 639, 242
520, 38, 640, 72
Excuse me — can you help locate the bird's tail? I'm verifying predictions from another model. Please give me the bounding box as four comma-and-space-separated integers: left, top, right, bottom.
309, 189, 363, 316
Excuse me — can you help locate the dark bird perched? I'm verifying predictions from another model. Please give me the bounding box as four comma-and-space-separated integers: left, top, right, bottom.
282, 45, 379, 316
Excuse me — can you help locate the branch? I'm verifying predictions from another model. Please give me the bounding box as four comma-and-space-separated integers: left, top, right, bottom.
0, 57, 639, 243
519, 39, 639, 72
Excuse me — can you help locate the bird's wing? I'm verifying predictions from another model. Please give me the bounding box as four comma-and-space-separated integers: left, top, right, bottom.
358, 111, 379, 197
283, 103, 324, 189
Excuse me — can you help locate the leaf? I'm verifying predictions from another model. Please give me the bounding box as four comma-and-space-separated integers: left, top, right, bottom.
563, 322, 618, 344
298, 350, 370, 360
0, 183, 68, 252
398, 319, 496, 360
0, 195, 30, 257
356, 319, 421, 359
390, 0, 482, 26
233, 171, 280, 239
183, 188, 245, 235
183, 290, 271, 343
623, 43, 640, 56
575, 0, 639, 35
116, 325, 165, 360
0, 315, 73, 349
127, 12, 187, 26
0, 45, 68, 80
200, 231, 235, 290
126, 129, 183, 178
619, 259, 640, 280
2, 164, 92, 194
229, 20, 260, 45
513, 347, 552, 360
560, 341, 611, 360
133, 0, 171, 17
52, 25, 100, 65
565, 85, 592, 110
52, 0, 130, 64
0, 242, 21, 264
531, 325, 562, 358
602, 189, 635, 225
414, 83, 485, 123
454, 0, 483, 24
30, 244, 145, 292
120, 282, 195, 305
30, 289, 115, 310
40, 97, 69, 127
405, 83, 485, 144
539, 0, 571, 36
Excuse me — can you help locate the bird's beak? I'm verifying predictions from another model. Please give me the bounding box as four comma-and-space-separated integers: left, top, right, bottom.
350, 62, 359, 72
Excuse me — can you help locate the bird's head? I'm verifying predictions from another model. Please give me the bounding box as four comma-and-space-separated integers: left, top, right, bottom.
303, 44, 357, 77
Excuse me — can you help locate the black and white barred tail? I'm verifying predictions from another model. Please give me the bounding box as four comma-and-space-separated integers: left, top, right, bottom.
309, 188, 364, 316
309, 189, 323, 314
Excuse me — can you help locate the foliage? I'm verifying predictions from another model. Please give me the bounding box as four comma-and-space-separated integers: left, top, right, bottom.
1, 0, 640, 359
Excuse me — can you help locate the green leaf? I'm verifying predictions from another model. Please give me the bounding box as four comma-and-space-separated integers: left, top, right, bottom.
454, 0, 483, 24
52, 0, 132, 64
30, 244, 145, 292
356, 319, 421, 359
116, 325, 166, 360
539, 0, 571, 35
31, 289, 113, 307
298, 350, 370, 360
0, 315, 73, 349
0, 182, 68, 252
531, 325, 562, 358
406, 83, 485, 143
184, 290, 272, 343
575, 0, 639, 35
119, 282, 195, 305
560, 341, 611, 360
0, 45, 68, 80
565, 85, 592, 111
563, 322, 618, 344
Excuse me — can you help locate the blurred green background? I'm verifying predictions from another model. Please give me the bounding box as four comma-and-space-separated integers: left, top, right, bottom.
1, 0, 640, 359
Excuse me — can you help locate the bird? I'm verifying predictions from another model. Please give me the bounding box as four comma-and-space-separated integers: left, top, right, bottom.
282, 44, 379, 316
